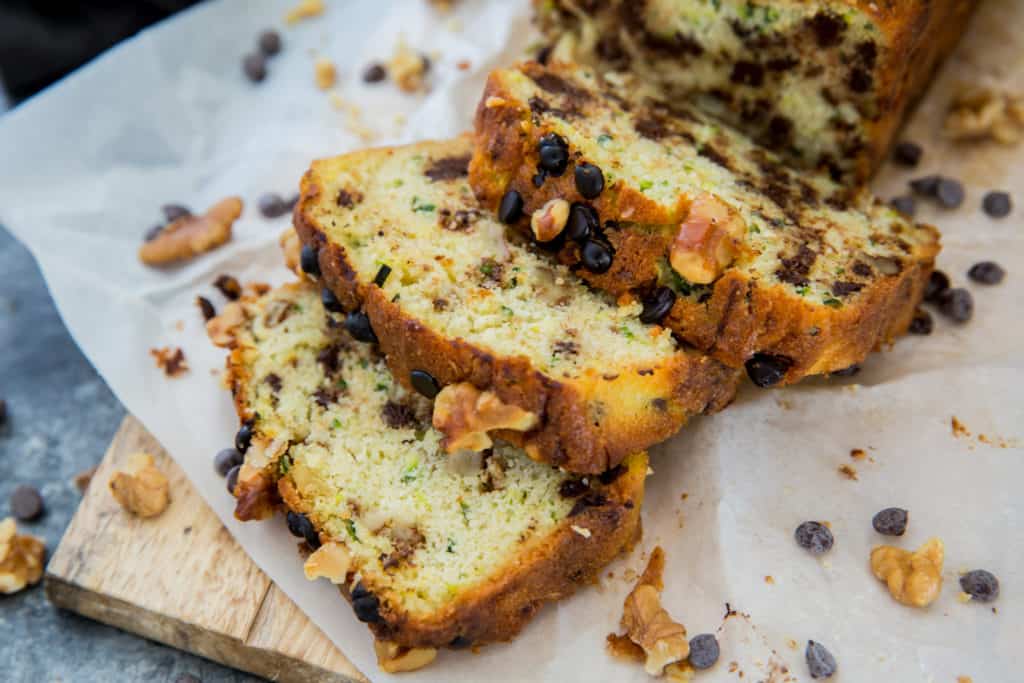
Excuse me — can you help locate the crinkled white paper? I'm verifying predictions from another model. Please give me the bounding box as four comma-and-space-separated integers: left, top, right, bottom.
1, 1, 1021, 680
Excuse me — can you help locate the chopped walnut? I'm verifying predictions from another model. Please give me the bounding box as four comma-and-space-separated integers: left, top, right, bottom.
285, 0, 324, 24
433, 383, 539, 453
139, 197, 242, 265
616, 547, 690, 676
314, 58, 337, 90
669, 193, 744, 284
280, 228, 302, 275
944, 87, 1024, 145
303, 542, 352, 583
0, 517, 45, 594
531, 198, 570, 243
150, 347, 188, 377
373, 640, 438, 673
108, 452, 170, 518
870, 537, 944, 607
233, 464, 278, 521
206, 301, 248, 348
389, 40, 429, 94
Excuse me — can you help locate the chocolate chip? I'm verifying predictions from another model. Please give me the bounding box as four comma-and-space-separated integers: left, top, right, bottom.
574, 163, 604, 199
363, 62, 387, 83
320, 287, 344, 313
598, 464, 627, 485
258, 192, 290, 218
243, 53, 267, 83
196, 296, 216, 321
351, 582, 382, 622
569, 492, 607, 517
982, 191, 1012, 218
162, 204, 192, 222
214, 448, 243, 477
889, 195, 916, 218
960, 569, 999, 602
498, 189, 524, 224
937, 287, 973, 323
830, 364, 861, 377
580, 238, 613, 273
144, 224, 165, 242
892, 141, 922, 167
258, 30, 282, 57
565, 203, 598, 243
806, 640, 837, 679
639, 286, 677, 325
923, 270, 950, 303
286, 510, 321, 548
968, 261, 1005, 285
794, 521, 833, 554
381, 401, 417, 429
558, 479, 588, 498
300, 244, 320, 277
537, 133, 569, 176
745, 353, 793, 388
373, 264, 392, 287
449, 635, 473, 649
908, 309, 933, 335
214, 274, 242, 301
936, 177, 965, 209
226, 465, 241, 494
344, 311, 378, 343
10, 485, 44, 521
235, 419, 254, 453
688, 633, 720, 670
909, 175, 941, 197
410, 370, 441, 399
872, 507, 908, 536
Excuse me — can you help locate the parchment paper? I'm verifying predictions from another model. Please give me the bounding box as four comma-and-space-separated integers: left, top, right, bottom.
1, 1, 1021, 680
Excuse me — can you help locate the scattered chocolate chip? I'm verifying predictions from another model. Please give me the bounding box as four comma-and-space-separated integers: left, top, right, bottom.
639, 286, 676, 325
908, 309, 933, 335
161, 204, 192, 222
745, 353, 793, 388
794, 521, 833, 554
286, 511, 321, 548
565, 203, 597, 242
937, 287, 973, 323
214, 448, 243, 477
10, 485, 44, 521
351, 582, 382, 622
936, 177, 965, 209
363, 62, 387, 83
498, 190, 524, 224
574, 162, 604, 199
982, 191, 1012, 218
806, 640, 837, 679
889, 195, 916, 218
537, 133, 569, 176
344, 311, 378, 343
243, 53, 267, 83
580, 238, 613, 273
688, 633, 720, 670
872, 507, 908, 536
258, 30, 282, 57
558, 479, 588, 498
226, 465, 241, 494
923, 270, 950, 303
373, 264, 392, 287
214, 274, 242, 301
960, 569, 999, 602
321, 287, 344, 313
300, 244, 320, 277
144, 224, 165, 242
235, 419, 254, 453
410, 369, 441, 399
909, 175, 941, 197
258, 192, 290, 218
196, 296, 216, 321
892, 141, 922, 167
831, 364, 861, 377
968, 261, 1005, 285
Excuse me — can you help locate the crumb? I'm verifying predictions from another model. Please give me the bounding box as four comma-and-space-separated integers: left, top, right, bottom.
73, 466, 97, 492
786, 639, 798, 650
850, 448, 866, 460
285, 0, 324, 24
446, 18, 463, 33
957, 591, 972, 603
951, 416, 971, 438
314, 57, 337, 90
150, 347, 188, 377
456, 59, 471, 71
570, 525, 591, 539
764, 575, 774, 584
174, 320, 184, 332
328, 93, 377, 142
838, 464, 859, 481
389, 40, 430, 93
957, 676, 973, 683
775, 397, 793, 410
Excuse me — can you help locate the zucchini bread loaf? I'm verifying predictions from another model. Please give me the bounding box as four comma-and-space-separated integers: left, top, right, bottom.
211, 281, 646, 663
293, 136, 739, 474
533, 0, 976, 181
471, 63, 941, 386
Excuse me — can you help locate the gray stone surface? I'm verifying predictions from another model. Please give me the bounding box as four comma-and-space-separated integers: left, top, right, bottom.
0, 225, 260, 682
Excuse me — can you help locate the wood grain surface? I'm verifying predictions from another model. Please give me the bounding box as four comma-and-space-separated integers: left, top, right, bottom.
44, 415, 367, 683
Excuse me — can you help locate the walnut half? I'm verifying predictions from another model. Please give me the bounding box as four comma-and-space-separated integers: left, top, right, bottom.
669, 193, 744, 284
373, 640, 438, 674
433, 383, 539, 453
139, 197, 242, 266
0, 517, 45, 595
304, 542, 352, 583
109, 452, 170, 518
617, 546, 690, 676
870, 537, 944, 607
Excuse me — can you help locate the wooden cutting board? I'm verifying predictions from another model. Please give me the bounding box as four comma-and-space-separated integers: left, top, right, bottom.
44, 415, 367, 683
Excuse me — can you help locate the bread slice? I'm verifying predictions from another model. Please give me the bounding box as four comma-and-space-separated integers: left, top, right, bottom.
533, 0, 974, 181
470, 62, 940, 386
213, 280, 645, 657
293, 137, 739, 474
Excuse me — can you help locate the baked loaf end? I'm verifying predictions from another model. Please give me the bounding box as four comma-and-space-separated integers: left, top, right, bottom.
220, 281, 646, 651
533, 0, 975, 181
470, 62, 940, 384
294, 136, 738, 474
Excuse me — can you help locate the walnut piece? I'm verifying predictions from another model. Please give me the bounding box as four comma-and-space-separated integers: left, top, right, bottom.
389, 41, 429, 94
531, 198, 570, 243
150, 346, 188, 377
373, 640, 438, 674
669, 193, 744, 284
108, 452, 170, 518
617, 546, 689, 676
433, 383, 539, 453
139, 197, 242, 266
314, 58, 337, 90
944, 87, 1024, 145
303, 542, 352, 583
206, 301, 248, 348
0, 517, 45, 594
233, 464, 278, 521
870, 537, 944, 607
280, 228, 302, 275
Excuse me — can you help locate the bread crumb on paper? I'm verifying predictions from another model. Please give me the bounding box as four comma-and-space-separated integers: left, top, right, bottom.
838, 464, 859, 481
150, 347, 188, 377
285, 0, 324, 25
314, 57, 337, 90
